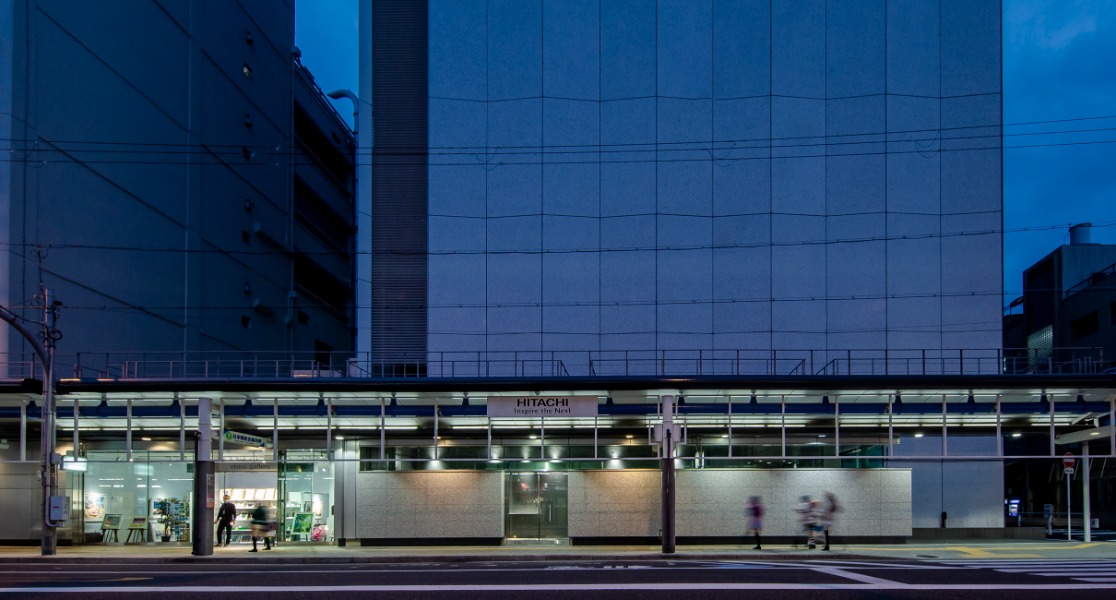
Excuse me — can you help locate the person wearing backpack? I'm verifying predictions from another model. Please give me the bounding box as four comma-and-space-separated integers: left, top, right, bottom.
746, 496, 764, 550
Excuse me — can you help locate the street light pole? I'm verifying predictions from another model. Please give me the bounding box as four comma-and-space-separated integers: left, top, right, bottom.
0, 287, 62, 555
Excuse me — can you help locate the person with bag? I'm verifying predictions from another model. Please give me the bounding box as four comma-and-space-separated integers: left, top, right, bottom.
249, 504, 272, 552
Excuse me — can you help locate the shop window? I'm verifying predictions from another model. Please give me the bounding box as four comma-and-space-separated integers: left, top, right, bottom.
80, 453, 194, 544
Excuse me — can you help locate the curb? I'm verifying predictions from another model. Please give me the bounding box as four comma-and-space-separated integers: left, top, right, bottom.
0, 551, 872, 565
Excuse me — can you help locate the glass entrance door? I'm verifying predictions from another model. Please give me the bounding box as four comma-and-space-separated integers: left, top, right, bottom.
505, 472, 568, 540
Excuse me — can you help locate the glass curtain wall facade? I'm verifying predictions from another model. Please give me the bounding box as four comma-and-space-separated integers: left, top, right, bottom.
414, 0, 1002, 367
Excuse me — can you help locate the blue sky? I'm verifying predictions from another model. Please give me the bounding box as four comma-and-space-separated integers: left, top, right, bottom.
296, 0, 1116, 304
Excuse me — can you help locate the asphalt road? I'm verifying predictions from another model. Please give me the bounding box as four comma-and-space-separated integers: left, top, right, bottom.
1, 558, 1114, 598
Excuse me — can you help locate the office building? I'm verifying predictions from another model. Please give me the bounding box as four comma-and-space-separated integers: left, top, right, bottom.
1004, 223, 1116, 372
0, 0, 356, 368
361, 0, 1003, 374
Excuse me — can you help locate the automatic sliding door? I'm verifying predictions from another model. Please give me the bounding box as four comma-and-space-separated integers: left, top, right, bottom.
505, 472, 567, 540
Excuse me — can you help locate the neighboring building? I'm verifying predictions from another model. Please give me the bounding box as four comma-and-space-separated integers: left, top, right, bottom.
0, 0, 355, 369
1004, 224, 1116, 372
361, 0, 1004, 374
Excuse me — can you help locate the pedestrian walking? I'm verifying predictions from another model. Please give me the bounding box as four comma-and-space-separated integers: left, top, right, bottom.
795, 495, 820, 549
249, 504, 272, 552
746, 496, 764, 550
214, 494, 236, 547
820, 491, 839, 551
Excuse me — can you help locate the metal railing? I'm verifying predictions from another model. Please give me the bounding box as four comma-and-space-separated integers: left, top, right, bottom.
0, 346, 1103, 381
1064, 260, 1116, 299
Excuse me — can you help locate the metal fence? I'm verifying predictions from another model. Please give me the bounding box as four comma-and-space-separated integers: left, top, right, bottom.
0, 347, 1105, 381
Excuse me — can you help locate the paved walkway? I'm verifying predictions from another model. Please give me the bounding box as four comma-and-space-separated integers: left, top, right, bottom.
0, 538, 1113, 563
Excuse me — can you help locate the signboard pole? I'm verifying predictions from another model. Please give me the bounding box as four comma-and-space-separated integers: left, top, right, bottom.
1066, 468, 1072, 542
1063, 452, 1076, 542
1083, 443, 1091, 543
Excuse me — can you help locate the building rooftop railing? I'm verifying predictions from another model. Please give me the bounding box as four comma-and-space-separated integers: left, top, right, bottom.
0, 347, 1107, 381
1064, 259, 1116, 299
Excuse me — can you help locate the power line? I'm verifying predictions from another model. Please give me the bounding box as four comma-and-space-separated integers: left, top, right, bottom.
5, 108, 1116, 154
1, 220, 1110, 258
2, 116, 1116, 167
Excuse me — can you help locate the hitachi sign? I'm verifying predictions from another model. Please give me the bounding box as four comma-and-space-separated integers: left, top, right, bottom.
517, 397, 570, 407
487, 395, 598, 418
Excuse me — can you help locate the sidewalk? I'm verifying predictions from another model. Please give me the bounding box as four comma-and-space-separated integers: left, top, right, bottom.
0, 538, 1113, 564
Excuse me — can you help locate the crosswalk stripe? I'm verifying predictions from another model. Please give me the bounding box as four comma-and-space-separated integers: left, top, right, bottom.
930, 558, 1116, 583
1029, 571, 1116, 576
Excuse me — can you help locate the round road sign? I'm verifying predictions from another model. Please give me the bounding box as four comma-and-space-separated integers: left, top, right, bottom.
1063, 452, 1076, 469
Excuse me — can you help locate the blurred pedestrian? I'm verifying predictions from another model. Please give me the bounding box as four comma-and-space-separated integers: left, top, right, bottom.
795, 495, 820, 549
746, 496, 764, 550
820, 491, 840, 551
249, 504, 271, 552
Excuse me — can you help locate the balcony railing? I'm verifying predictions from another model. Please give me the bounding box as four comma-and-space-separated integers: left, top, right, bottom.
0, 347, 1102, 381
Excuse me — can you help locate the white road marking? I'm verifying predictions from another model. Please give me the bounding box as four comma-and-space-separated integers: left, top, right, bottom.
809, 566, 898, 586
2, 582, 1116, 592
933, 558, 1116, 583
1028, 571, 1116, 576
801, 560, 954, 569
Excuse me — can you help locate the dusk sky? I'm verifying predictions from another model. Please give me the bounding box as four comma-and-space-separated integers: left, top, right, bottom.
296, 0, 1116, 306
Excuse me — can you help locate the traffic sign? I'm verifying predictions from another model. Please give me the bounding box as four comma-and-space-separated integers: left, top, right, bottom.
1063, 453, 1076, 469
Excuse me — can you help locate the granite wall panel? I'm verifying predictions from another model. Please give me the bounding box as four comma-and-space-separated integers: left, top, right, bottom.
355, 471, 503, 539
356, 468, 912, 540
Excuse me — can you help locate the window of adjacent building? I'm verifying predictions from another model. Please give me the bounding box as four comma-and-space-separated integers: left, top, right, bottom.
314, 340, 334, 370
293, 103, 353, 186
293, 253, 351, 324
1070, 310, 1099, 341
293, 176, 352, 258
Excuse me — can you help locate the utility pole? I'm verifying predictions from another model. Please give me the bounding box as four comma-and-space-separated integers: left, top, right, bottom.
192, 397, 215, 556
661, 394, 676, 554
0, 287, 63, 555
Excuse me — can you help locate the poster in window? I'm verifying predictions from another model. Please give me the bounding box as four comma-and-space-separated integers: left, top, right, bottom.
84, 494, 106, 519
291, 513, 314, 534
